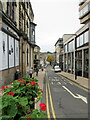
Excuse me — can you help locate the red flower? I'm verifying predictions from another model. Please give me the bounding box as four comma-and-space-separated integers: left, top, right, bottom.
41, 106, 46, 111
39, 103, 46, 107
39, 103, 46, 111
27, 116, 31, 119
17, 79, 21, 81
6, 86, 9, 88
39, 89, 44, 93
1, 86, 5, 89
20, 81, 26, 83
8, 91, 15, 96
30, 81, 37, 85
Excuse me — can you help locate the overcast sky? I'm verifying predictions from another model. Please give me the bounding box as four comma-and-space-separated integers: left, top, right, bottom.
30, 0, 83, 52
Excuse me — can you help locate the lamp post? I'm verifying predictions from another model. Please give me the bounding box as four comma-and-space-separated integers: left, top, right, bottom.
75, 36, 77, 80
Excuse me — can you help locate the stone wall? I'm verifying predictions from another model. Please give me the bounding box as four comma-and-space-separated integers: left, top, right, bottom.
0, 66, 19, 86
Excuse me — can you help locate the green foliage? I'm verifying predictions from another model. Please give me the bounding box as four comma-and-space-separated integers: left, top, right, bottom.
47, 55, 54, 62
0, 76, 46, 119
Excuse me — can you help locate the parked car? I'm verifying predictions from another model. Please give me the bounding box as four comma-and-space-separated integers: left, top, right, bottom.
54, 65, 61, 72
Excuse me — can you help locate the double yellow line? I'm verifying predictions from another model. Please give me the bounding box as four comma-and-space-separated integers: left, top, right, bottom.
46, 82, 56, 120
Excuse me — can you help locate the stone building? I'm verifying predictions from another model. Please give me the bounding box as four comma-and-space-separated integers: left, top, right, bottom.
0, 1, 37, 85
33, 45, 40, 69
40, 52, 54, 66
55, 38, 63, 69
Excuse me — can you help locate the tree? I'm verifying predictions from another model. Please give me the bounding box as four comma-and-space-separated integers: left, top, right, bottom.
47, 55, 54, 65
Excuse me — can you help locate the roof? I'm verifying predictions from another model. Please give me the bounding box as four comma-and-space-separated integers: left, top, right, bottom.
55, 38, 63, 46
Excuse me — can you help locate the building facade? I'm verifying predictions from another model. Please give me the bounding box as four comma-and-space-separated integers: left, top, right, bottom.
55, 38, 63, 70
79, 0, 90, 79
55, 38, 63, 66
33, 45, 40, 69
0, 1, 37, 86
58, 0, 90, 79
62, 26, 89, 79
62, 34, 76, 73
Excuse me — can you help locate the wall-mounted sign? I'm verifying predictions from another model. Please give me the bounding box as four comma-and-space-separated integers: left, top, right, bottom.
0, 31, 8, 70
15, 40, 19, 66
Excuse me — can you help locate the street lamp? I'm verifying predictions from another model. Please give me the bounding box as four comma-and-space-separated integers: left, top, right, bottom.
75, 36, 77, 80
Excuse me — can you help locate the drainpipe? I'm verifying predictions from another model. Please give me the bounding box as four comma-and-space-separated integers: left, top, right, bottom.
22, 43, 23, 75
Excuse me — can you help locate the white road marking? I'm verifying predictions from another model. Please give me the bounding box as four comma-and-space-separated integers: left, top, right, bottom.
52, 79, 56, 81
62, 86, 87, 104
55, 79, 59, 81
76, 94, 88, 104
58, 82, 61, 85
62, 86, 80, 98
54, 77, 58, 80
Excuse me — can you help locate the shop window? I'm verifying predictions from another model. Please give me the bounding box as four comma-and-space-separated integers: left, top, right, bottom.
76, 51, 82, 76
72, 53, 74, 73
68, 53, 71, 73
84, 49, 89, 78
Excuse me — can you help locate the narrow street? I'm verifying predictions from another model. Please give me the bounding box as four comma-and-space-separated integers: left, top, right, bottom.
41, 66, 89, 119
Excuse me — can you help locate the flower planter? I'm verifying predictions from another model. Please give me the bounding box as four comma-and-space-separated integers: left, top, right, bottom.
0, 76, 46, 119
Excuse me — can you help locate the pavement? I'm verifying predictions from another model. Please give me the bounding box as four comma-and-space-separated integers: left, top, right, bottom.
58, 71, 90, 90
33, 69, 45, 109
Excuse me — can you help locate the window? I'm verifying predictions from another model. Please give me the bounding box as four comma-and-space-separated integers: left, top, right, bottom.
27, 2, 28, 8
32, 29, 35, 36
12, 2, 14, 20
68, 40, 74, 52
76, 51, 82, 76
79, 4, 88, 17
27, 21, 28, 28
7, 1, 15, 21
84, 49, 89, 78
79, 34, 83, 46
7, 2, 10, 16
76, 30, 88, 48
77, 37, 80, 48
27, 48, 28, 65
15, 40, 19, 66
83, 4, 88, 14
64, 44, 67, 52
84, 31, 88, 44
68, 53, 71, 73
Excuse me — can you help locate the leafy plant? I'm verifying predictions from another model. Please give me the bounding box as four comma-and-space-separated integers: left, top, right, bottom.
0, 76, 46, 120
